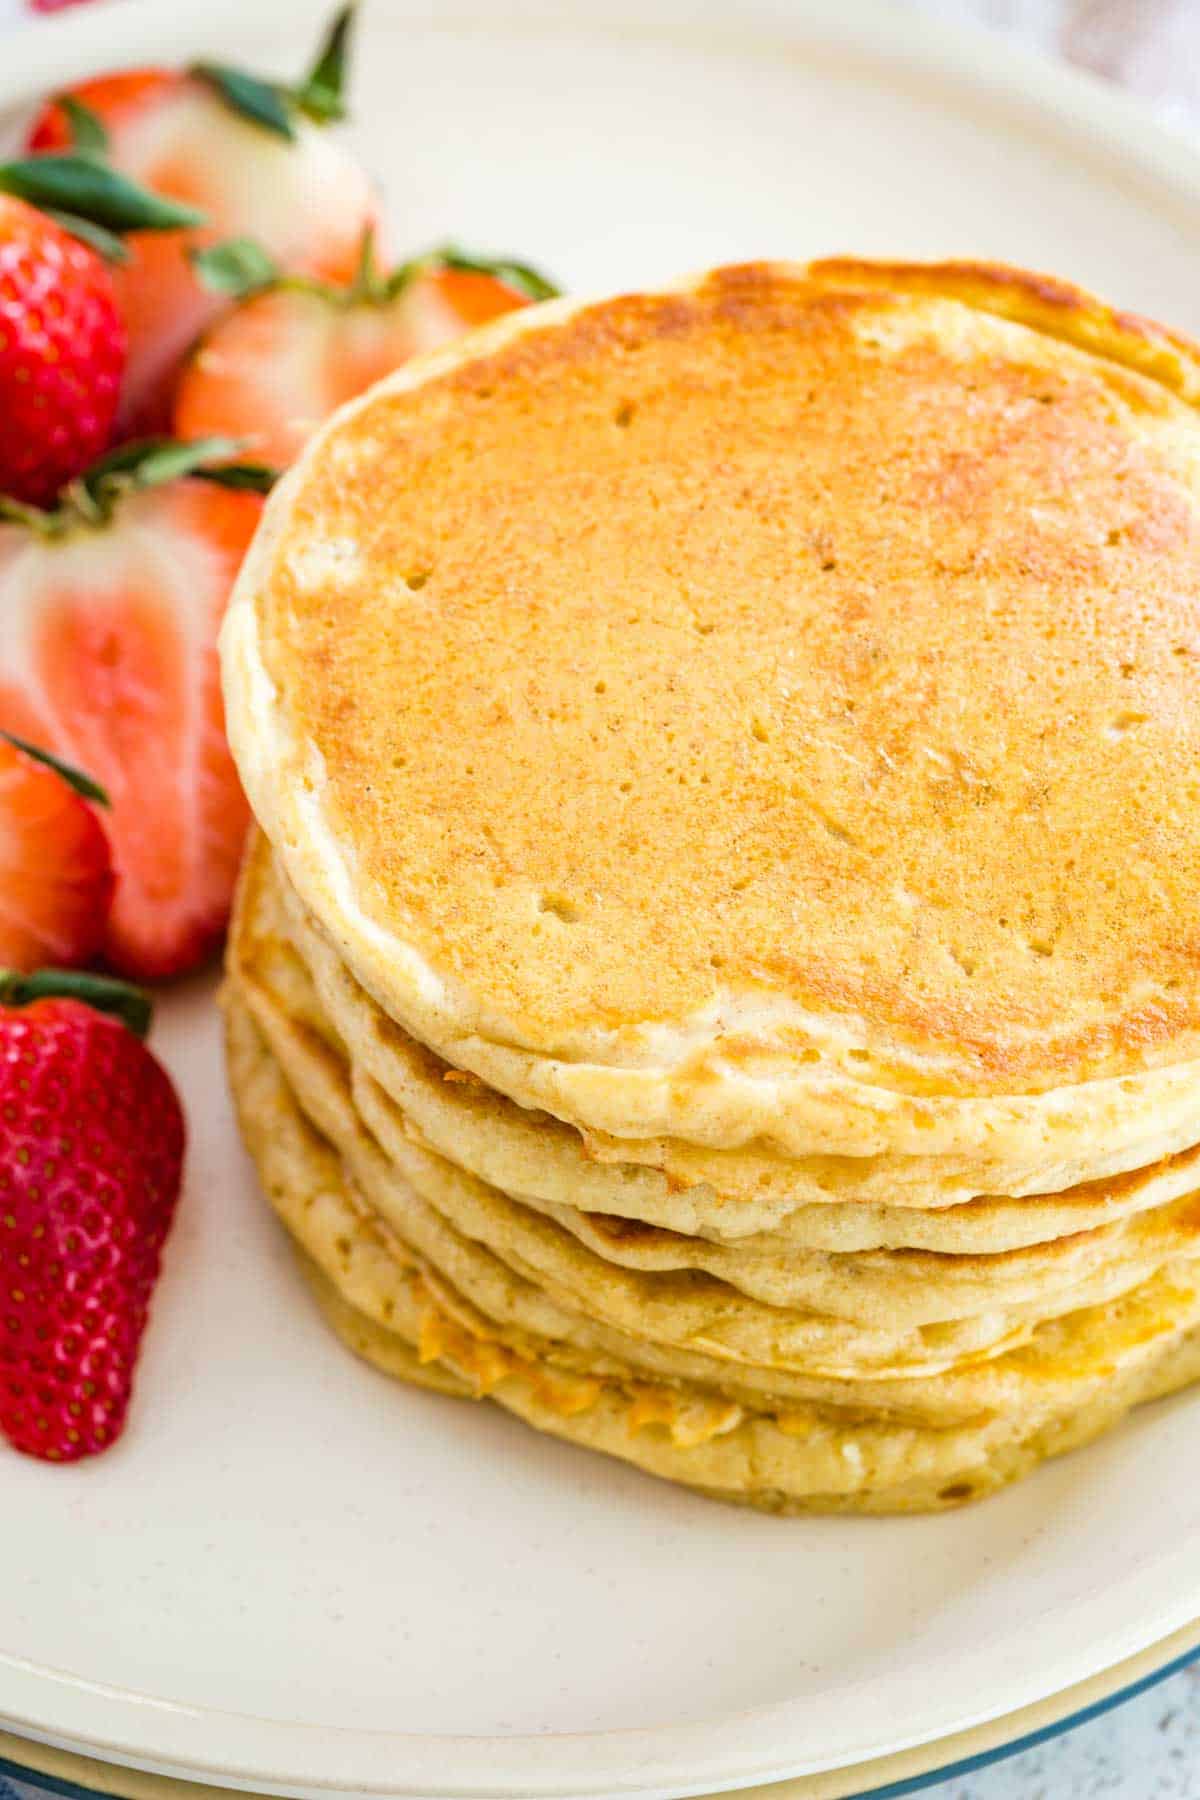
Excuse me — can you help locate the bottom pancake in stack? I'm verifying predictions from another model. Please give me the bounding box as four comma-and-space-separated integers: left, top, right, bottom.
223, 834, 1200, 1514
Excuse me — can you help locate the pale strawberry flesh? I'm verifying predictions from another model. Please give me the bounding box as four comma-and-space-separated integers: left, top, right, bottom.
174, 267, 531, 468
0, 482, 260, 980
0, 998, 184, 1462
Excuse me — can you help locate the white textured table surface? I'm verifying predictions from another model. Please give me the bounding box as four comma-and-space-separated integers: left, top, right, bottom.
1, 2, 1199, 1798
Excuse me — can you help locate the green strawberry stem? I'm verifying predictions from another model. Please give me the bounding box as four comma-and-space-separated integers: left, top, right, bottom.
348, 223, 379, 296
0, 733, 108, 806
0, 969, 152, 1038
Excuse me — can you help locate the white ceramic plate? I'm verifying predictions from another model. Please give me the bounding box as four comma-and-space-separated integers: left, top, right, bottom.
3, 3, 1200, 1797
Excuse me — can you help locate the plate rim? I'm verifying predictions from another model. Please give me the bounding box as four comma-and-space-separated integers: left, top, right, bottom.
3, 1617, 1199, 1800
3, 0, 1200, 1795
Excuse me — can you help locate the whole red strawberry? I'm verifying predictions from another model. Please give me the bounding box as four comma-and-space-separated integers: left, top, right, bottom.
0, 197, 125, 507
0, 973, 185, 1461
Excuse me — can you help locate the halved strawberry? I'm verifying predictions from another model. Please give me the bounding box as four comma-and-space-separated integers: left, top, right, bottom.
26, 10, 377, 433
174, 240, 557, 467
0, 440, 269, 980
0, 969, 184, 1462
0, 735, 113, 972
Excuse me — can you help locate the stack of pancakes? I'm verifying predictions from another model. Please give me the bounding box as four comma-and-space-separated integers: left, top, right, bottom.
220, 259, 1200, 1513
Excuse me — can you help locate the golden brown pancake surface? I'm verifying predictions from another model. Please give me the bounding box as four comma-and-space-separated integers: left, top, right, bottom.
231, 260, 1200, 1099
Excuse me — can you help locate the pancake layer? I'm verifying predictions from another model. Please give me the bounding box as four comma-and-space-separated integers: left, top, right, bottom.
223, 991, 1200, 1514
254, 837, 1200, 1255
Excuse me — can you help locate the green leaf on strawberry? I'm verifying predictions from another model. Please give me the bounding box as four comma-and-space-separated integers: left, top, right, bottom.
195, 462, 280, 494
0, 967, 151, 1038
194, 229, 560, 312
83, 436, 279, 500
39, 207, 129, 265
1, 438, 280, 533
294, 4, 356, 124
1, 103, 187, 268
192, 5, 359, 140
431, 244, 561, 303
190, 236, 282, 298
82, 435, 249, 492
56, 95, 110, 157
192, 63, 296, 141
0, 154, 205, 235
0, 732, 109, 806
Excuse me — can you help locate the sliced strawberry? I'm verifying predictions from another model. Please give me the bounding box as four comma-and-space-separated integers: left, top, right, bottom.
0, 736, 113, 972
25, 18, 377, 433
0, 978, 184, 1462
174, 246, 554, 467
0, 449, 264, 980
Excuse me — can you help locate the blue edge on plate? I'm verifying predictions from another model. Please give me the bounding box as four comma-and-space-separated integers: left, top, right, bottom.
0, 1643, 1198, 1800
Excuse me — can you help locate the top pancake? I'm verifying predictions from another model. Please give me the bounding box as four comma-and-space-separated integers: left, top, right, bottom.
222, 259, 1200, 1157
